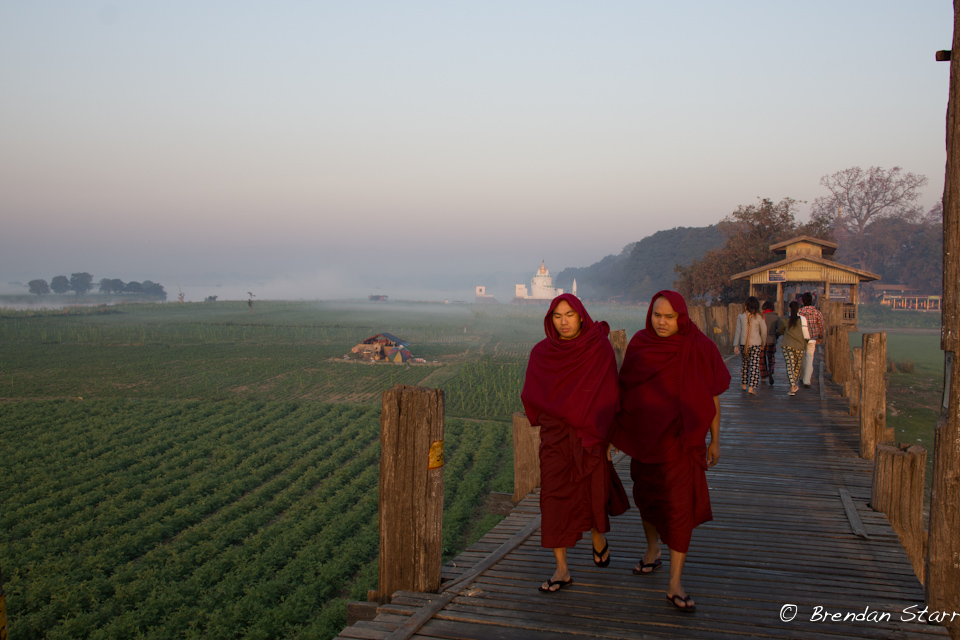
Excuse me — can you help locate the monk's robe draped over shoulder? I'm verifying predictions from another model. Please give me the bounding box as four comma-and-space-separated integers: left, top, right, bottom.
612, 290, 730, 553
521, 294, 627, 548
521, 294, 619, 448
613, 290, 730, 463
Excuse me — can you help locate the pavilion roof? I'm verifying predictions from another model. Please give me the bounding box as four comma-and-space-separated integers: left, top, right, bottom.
769, 235, 839, 255
730, 254, 880, 282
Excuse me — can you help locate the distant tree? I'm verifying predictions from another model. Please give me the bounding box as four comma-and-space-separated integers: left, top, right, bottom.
142, 281, 167, 299
99, 278, 126, 294
901, 203, 944, 294
810, 166, 928, 270
50, 275, 71, 294
674, 197, 822, 305
28, 279, 50, 295
860, 201, 943, 296
70, 272, 94, 295
125, 281, 143, 294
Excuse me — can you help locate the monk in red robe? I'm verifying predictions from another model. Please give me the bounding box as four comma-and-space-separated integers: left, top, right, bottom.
612, 290, 730, 612
521, 294, 627, 593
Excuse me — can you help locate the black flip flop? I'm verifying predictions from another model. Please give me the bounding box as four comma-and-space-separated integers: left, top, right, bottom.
593, 542, 610, 567
632, 559, 662, 575
538, 578, 573, 593
666, 593, 696, 612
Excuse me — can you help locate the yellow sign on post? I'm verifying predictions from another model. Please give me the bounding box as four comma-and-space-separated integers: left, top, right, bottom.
428, 439, 444, 470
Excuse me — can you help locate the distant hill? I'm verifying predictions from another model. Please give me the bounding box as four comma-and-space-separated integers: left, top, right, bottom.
556, 225, 723, 302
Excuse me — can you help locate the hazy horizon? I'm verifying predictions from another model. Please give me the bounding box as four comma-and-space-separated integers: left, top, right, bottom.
2, 2, 952, 303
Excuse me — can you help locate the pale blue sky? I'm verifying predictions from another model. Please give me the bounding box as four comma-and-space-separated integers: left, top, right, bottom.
0, 2, 953, 301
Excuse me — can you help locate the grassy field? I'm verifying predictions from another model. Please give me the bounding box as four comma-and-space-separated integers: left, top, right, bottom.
0, 299, 643, 639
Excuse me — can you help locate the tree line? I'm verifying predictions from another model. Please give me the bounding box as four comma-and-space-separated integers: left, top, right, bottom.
674, 165, 942, 305
556, 165, 940, 306
28, 272, 167, 299
556, 226, 724, 303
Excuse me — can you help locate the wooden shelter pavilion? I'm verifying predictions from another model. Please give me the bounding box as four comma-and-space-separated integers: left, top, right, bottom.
730, 236, 880, 328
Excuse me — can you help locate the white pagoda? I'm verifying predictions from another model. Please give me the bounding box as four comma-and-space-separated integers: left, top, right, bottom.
514, 261, 564, 302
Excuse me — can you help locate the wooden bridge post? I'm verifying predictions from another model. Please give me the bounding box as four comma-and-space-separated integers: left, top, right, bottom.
512, 412, 540, 502
859, 332, 887, 460
872, 443, 928, 581
848, 346, 863, 416
824, 325, 837, 376
822, 322, 837, 372
727, 304, 740, 355
687, 305, 704, 333
609, 329, 628, 372
928, 3, 960, 634
833, 328, 853, 393
377, 384, 444, 603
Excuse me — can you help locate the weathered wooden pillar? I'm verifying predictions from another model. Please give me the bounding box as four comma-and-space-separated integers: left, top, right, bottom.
823, 304, 837, 369
927, 4, 960, 634
609, 329, 628, 372
872, 443, 928, 581
847, 346, 863, 416
706, 306, 732, 354
512, 412, 540, 502
688, 304, 700, 334
824, 325, 836, 375
834, 328, 852, 391
377, 384, 444, 603
728, 303, 740, 347
859, 332, 887, 460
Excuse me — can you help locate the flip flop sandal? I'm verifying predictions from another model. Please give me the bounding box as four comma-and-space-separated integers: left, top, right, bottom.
632, 559, 662, 575
666, 593, 696, 612
538, 578, 573, 593
593, 542, 610, 567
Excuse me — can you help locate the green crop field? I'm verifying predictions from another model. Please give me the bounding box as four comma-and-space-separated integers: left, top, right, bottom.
0, 299, 642, 639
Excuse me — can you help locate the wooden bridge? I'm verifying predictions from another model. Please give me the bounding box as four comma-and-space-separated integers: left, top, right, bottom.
335, 354, 950, 640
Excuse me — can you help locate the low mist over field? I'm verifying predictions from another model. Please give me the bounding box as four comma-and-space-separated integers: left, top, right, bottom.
3, 262, 533, 304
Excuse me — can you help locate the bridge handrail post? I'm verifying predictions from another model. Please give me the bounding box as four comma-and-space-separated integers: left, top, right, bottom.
872, 443, 927, 581
512, 412, 540, 502
859, 332, 888, 460
377, 384, 444, 604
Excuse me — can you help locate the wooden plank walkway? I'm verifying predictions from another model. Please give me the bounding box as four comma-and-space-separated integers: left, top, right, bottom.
336, 355, 950, 639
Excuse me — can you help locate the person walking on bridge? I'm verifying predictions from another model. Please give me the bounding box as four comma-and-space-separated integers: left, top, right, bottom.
777, 301, 811, 396
798, 292, 825, 388
733, 296, 766, 395
612, 290, 730, 612
759, 300, 780, 385
521, 294, 628, 593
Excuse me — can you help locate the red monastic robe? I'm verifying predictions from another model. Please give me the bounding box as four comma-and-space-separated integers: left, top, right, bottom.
521, 294, 627, 548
